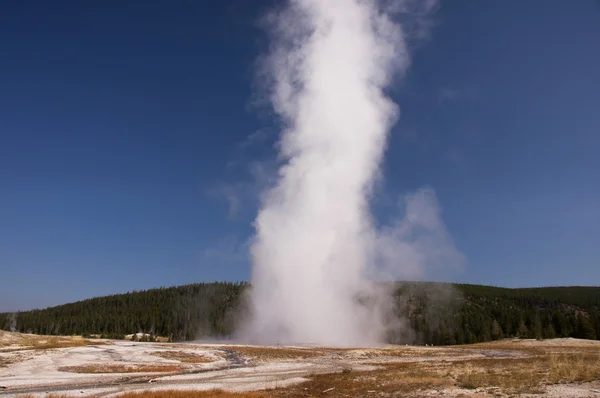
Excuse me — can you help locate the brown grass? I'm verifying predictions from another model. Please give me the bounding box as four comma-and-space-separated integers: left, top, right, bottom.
455, 359, 546, 394
17, 390, 273, 398
456, 338, 600, 356
152, 350, 216, 363
116, 391, 272, 398
273, 349, 600, 396
7, 338, 600, 397
221, 346, 322, 361
272, 362, 452, 397
10, 395, 71, 398
0, 333, 101, 351
58, 363, 182, 374
19, 336, 93, 350
383, 347, 473, 358
454, 352, 600, 394
547, 353, 600, 383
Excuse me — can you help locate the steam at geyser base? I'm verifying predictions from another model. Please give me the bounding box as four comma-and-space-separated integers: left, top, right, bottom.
240, 0, 463, 347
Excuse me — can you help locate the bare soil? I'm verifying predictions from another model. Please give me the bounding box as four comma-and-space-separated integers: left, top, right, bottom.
1, 331, 599, 397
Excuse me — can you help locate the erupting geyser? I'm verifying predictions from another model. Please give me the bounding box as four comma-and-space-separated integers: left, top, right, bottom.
244, 0, 460, 347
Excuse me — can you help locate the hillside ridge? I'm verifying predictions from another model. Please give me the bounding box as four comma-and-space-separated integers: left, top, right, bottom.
1, 282, 598, 345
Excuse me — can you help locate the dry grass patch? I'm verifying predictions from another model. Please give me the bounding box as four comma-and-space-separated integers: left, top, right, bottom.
275, 349, 600, 396
18, 336, 93, 350
455, 359, 546, 394
0, 333, 102, 351
116, 390, 272, 398
58, 363, 182, 374
222, 346, 322, 361
547, 353, 600, 383
458, 338, 600, 357
152, 350, 216, 363
12, 392, 270, 398
12, 395, 71, 398
384, 347, 472, 358
454, 352, 600, 394
454, 340, 537, 352
273, 362, 452, 397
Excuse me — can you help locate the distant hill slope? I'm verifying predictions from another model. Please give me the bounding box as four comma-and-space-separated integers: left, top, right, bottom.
1, 282, 598, 345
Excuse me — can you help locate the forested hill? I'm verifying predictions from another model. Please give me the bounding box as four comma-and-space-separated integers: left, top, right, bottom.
1, 282, 598, 345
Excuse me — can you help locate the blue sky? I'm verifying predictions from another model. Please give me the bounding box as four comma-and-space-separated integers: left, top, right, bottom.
1, 0, 599, 311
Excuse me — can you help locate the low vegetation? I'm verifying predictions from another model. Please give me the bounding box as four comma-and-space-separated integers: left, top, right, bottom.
152, 350, 216, 363
17, 394, 270, 398
271, 351, 600, 396
3, 335, 599, 396
219, 345, 322, 361
547, 352, 600, 383
116, 391, 271, 398
454, 353, 600, 394
0, 332, 98, 351
58, 363, 182, 373
275, 363, 453, 397
1, 282, 598, 346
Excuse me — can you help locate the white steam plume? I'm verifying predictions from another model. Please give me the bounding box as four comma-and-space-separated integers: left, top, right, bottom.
245, 0, 460, 347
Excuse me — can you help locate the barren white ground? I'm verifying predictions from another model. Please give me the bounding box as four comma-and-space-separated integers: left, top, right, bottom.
1, 331, 599, 397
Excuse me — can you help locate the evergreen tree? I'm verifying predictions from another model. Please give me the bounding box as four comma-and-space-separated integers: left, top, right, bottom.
518, 320, 529, 338
575, 314, 596, 340
491, 319, 503, 340
2, 282, 598, 345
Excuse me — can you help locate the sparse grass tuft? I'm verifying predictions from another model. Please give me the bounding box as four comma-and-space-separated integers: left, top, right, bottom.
5, 336, 600, 397
20, 390, 273, 398
220, 346, 322, 361
274, 350, 600, 396
273, 362, 452, 397
152, 350, 216, 363
116, 390, 272, 398
12, 395, 71, 398
58, 364, 182, 373
0, 332, 102, 351
18, 336, 92, 350
456, 363, 545, 394
454, 352, 600, 394
547, 353, 600, 383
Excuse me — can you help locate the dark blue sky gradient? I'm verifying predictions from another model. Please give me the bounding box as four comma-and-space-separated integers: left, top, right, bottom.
1, 1, 599, 311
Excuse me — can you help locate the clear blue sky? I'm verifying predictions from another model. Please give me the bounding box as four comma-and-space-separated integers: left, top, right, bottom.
1, 1, 599, 311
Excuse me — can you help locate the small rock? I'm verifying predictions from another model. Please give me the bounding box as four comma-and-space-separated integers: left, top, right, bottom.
322, 387, 335, 393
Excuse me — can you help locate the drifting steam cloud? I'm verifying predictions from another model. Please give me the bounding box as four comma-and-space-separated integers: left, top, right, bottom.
245, 0, 462, 346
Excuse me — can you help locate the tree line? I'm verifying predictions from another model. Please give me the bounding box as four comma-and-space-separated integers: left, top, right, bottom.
1, 282, 598, 345
395, 283, 599, 345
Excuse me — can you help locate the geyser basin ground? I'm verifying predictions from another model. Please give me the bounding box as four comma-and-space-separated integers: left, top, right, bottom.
1, 331, 599, 397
